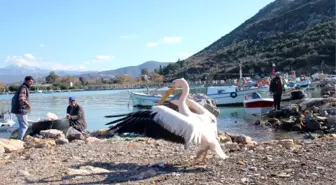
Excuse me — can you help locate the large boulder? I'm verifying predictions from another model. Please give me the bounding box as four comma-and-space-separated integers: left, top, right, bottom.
189, 93, 220, 117
0, 139, 25, 153
299, 98, 336, 111
320, 84, 336, 96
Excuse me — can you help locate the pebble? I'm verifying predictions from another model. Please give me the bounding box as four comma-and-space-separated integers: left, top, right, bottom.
0, 131, 335, 185
248, 166, 257, 172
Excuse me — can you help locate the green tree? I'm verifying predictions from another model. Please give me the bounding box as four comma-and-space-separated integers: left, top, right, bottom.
8, 84, 20, 92
79, 77, 85, 86
141, 68, 149, 75
45, 71, 59, 84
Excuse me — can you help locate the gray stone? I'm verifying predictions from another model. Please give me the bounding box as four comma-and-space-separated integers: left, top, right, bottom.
189, 93, 220, 117
327, 116, 336, 128
55, 138, 69, 145
66, 127, 86, 142
40, 129, 65, 139
0, 145, 4, 157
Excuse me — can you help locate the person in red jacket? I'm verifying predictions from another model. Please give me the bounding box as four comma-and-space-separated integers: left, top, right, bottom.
269, 72, 285, 110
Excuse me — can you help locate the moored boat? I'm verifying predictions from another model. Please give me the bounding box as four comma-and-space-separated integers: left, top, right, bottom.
207, 85, 269, 106
129, 91, 174, 107
243, 92, 274, 114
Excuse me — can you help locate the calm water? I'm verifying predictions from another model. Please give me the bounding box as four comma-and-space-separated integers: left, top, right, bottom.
0, 88, 321, 142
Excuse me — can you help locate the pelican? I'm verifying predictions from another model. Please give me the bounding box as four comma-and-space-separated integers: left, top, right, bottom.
157, 78, 218, 138
105, 79, 228, 163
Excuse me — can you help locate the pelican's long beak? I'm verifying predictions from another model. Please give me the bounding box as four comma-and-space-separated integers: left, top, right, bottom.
157, 85, 176, 105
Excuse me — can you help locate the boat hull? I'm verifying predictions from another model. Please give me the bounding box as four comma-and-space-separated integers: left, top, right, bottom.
30, 119, 70, 135
207, 86, 269, 106
6, 119, 70, 139
130, 91, 173, 107
243, 98, 274, 108
243, 98, 274, 114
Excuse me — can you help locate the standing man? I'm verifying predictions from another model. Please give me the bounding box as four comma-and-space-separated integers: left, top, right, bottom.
269, 72, 285, 110
11, 76, 34, 140
66, 97, 87, 133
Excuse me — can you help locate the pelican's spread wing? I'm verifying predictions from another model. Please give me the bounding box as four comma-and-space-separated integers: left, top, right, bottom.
106, 105, 203, 146
151, 105, 203, 145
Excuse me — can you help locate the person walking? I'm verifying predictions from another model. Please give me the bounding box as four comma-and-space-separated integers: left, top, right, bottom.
269, 72, 285, 110
11, 76, 34, 140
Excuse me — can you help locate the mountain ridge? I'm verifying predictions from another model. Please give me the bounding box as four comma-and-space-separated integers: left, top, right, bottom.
0, 61, 171, 84
78, 61, 171, 80
163, 0, 336, 81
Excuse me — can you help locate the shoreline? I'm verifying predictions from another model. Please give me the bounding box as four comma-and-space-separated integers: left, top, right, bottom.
0, 130, 335, 185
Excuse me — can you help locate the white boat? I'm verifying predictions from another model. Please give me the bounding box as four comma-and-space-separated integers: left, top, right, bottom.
0, 99, 17, 138
206, 63, 270, 106
243, 92, 274, 114
206, 85, 270, 106
129, 91, 174, 107
0, 99, 38, 139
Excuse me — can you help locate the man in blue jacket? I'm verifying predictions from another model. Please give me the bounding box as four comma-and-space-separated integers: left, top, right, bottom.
11, 76, 34, 140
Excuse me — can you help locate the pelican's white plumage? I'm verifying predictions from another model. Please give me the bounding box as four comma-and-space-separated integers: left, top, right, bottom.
105, 78, 228, 163
165, 78, 218, 138
151, 106, 203, 146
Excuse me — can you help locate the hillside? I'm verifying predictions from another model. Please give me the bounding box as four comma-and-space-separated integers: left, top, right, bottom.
163, 0, 336, 81
79, 61, 171, 80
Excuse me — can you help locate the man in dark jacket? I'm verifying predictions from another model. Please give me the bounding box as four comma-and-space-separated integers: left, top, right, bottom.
11, 76, 33, 140
269, 72, 285, 110
66, 97, 87, 133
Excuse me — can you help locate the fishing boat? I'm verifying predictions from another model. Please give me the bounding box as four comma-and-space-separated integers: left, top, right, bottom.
0, 99, 15, 127
243, 92, 274, 114
206, 64, 270, 106
206, 85, 269, 106
0, 99, 17, 138
129, 91, 174, 107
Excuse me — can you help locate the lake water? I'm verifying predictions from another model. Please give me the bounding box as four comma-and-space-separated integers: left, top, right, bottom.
0, 88, 321, 142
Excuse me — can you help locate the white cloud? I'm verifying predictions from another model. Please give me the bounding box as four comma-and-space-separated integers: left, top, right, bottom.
24, 53, 36, 61
147, 36, 182, 47
5, 54, 40, 67
4, 54, 87, 71
39, 44, 45, 48
120, 34, 136, 39
147, 42, 159, 47
91, 55, 115, 64
95, 55, 114, 61
163, 36, 181, 44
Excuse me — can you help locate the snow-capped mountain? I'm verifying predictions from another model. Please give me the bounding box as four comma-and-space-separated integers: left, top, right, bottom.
0, 64, 94, 84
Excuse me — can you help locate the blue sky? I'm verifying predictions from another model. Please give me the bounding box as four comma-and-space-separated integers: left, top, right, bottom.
0, 0, 274, 71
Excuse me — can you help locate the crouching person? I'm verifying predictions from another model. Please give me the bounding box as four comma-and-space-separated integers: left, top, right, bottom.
66, 97, 87, 133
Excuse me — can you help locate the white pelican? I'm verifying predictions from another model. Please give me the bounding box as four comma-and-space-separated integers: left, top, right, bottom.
157, 78, 218, 138
105, 79, 228, 163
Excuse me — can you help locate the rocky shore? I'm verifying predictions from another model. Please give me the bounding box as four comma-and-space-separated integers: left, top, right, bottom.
255, 82, 336, 140
0, 129, 336, 185
0, 83, 335, 184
